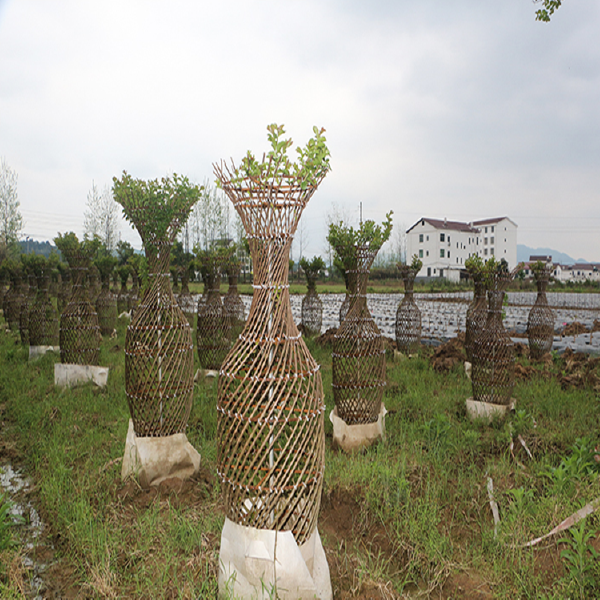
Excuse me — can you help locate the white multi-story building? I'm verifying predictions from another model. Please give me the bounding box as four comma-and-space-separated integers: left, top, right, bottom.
406, 216, 518, 282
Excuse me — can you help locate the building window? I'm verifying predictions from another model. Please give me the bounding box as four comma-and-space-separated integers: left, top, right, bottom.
419, 249, 423, 258
491, 236, 494, 244
419, 234, 423, 243
484, 237, 488, 245
456, 258, 459, 264
485, 227, 488, 233
426, 250, 429, 257
491, 248, 494, 256
448, 236, 451, 243
427, 267, 431, 276
484, 248, 488, 256
440, 233, 445, 242
456, 242, 459, 248
426, 235, 429, 241
491, 226, 494, 233
439, 269, 444, 277
448, 251, 450, 258
440, 249, 445, 258
433, 269, 436, 274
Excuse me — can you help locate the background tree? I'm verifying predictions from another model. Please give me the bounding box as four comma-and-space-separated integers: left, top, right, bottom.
0, 157, 23, 261
83, 181, 120, 252
116, 240, 135, 266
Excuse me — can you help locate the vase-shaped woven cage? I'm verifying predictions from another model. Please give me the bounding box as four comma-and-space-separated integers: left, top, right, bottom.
332, 246, 385, 425
176, 269, 196, 327
301, 274, 323, 337
96, 274, 118, 337
527, 266, 554, 360
471, 277, 515, 406
197, 268, 231, 370
124, 234, 194, 438
5, 272, 23, 332
87, 266, 101, 304
18, 277, 33, 345
223, 261, 246, 340
214, 165, 326, 545
29, 274, 59, 347
395, 266, 421, 354
59, 255, 101, 365
57, 270, 72, 316
338, 274, 357, 326
465, 277, 487, 363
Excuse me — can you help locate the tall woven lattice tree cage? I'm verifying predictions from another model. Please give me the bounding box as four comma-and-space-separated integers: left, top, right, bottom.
3, 265, 24, 332
56, 263, 72, 316
112, 172, 201, 439
395, 256, 422, 354
300, 256, 325, 337
471, 258, 518, 410
117, 266, 130, 315
196, 248, 232, 371
527, 262, 555, 360
464, 256, 487, 363
28, 258, 60, 348
223, 255, 246, 340
54, 233, 101, 365
95, 255, 118, 337
214, 124, 331, 599
20, 271, 37, 345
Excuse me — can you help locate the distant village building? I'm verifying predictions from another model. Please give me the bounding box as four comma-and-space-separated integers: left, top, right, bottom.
521, 256, 600, 283
406, 216, 518, 282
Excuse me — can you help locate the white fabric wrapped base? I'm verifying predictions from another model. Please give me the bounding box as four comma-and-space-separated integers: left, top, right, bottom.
121, 419, 201, 488
466, 398, 516, 423
54, 363, 109, 388
29, 345, 59, 361
218, 518, 332, 600
329, 404, 387, 452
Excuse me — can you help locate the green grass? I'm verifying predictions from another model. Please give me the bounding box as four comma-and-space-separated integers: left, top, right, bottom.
0, 312, 600, 598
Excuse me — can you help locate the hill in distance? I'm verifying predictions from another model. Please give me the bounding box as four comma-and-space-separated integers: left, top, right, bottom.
517, 244, 589, 266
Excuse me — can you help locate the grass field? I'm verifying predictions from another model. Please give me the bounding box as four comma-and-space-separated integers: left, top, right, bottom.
1, 311, 600, 598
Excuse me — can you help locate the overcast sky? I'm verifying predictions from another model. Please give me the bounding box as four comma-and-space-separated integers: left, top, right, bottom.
1, 0, 599, 261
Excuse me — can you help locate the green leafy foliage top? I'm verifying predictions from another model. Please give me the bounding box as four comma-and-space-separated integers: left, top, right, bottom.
398, 254, 422, 277
465, 254, 485, 281
94, 255, 118, 280
299, 255, 325, 287
21, 253, 49, 279
54, 232, 101, 268
327, 212, 393, 270
112, 172, 203, 251
218, 124, 331, 191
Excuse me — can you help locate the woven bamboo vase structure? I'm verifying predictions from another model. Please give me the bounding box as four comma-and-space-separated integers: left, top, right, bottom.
301, 271, 323, 337
59, 253, 101, 365
214, 165, 326, 546
123, 233, 193, 438
465, 276, 487, 363
471, 270, 515, 406
96, 271, 118, 337
18, 275, 33, 345
527, 264, 554, 359
223, 259, 246, 340
332, 245, 385, 425
196, 259, 231, 371
176, 268, 196, 327
395, 265, 421, 354
29, 273, 59, 347
57, 267, 72, 316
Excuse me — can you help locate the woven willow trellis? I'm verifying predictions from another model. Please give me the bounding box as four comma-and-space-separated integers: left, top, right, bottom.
527, 263, 554, 360
332, 245, 385, 424
18, 276, 33, 345
96, 273, 118, 337
465, 277, 487, 363
395, 263, 421, 354
197, 264, 231, 370
223, 260, 246, 340
57, 267, 72, 316
59, 252, 101, 365
29, 274, 59, 347
113, 173, 200, 438
5, 271, 23, 332
176, 268, 196, 327
301, 271, 323, 338
471, 262, 517, 406
214, 165, 326, 545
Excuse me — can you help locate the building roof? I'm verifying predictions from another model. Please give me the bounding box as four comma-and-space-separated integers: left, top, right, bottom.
406, 218, 479, 234
472, 216, 517, 228
529, 255, 552, 262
